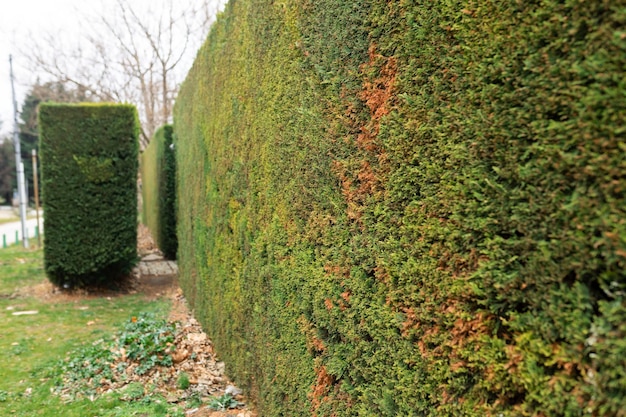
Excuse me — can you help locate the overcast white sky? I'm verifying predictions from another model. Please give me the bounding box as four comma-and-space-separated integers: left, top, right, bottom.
0, 0, 225, 136
0, 0, 99, 135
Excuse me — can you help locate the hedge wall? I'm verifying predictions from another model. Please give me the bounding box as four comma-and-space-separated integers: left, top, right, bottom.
39, 103, 139, 287
141, 124, 177, 259
174, 1, 626, 415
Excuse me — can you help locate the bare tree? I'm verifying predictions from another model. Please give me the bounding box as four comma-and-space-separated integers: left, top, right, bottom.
20, 0, 222, 147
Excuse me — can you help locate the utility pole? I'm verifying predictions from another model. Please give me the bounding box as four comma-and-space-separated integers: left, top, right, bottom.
9, 55, 28, 248
32, 149, 41, 247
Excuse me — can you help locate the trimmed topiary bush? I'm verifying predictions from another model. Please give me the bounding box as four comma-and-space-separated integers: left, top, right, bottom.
140, 124, 177, 259
39, 103, 140, 288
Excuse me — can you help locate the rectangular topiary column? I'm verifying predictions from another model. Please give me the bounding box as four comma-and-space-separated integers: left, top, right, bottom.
140, 124, 177, 260
39, 103, 140, 288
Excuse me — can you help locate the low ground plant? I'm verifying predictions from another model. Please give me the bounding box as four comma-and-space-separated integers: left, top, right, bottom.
116, 313, 176, 373
54, 313, 178, 400
207, 393, 241, 411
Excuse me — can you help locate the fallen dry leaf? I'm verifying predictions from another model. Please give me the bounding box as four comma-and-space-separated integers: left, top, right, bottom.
12, 310, 39, 316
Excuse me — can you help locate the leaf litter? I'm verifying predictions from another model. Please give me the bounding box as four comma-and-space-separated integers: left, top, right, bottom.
49, 225, 257, 417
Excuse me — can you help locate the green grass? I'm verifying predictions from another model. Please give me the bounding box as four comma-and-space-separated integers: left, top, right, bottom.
0, 246, 43, 294
0, 245, 183, 416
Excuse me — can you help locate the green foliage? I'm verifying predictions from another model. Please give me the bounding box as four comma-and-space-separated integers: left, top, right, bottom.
0, 390, 9, 402
174, 0, 626, 416
176, 372, 190, 390
62, 339, 116, 397
56, 313, 176, 398
38, 103, 139, 287
0, 138, 14, 203
207, 394, 240, 411
140, 124, 177, 259
116, 313, 176, 374
18, 81, 94, 203
119, 382, 146, 401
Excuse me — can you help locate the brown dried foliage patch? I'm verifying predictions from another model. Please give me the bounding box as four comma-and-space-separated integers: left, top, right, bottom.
354, 44, 397, 199
309, 364, 335, 416
448, 311, 494, 349
333, 43, 398, 223
359, 44, 398, 124
298, 316, 326, 354
323, 263, 350, 279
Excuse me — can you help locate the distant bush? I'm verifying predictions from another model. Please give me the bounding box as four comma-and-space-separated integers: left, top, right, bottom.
175, 1, 626, 416
141, 125, 177, 259
39, 103, 139, 287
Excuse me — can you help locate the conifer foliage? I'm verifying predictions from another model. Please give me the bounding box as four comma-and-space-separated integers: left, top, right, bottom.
39, 103, 140, 288
141, 125, 177, 259
174, 1, 626, 415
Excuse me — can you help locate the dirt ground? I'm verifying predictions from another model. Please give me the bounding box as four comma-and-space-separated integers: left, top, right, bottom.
15, 224, 257, 417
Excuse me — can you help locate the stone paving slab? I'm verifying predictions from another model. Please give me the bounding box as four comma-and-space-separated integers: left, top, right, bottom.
142, 253, 164, 262
138, 259, 178, 277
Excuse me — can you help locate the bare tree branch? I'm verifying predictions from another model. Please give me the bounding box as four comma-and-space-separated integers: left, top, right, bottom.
18, 0, 222, 148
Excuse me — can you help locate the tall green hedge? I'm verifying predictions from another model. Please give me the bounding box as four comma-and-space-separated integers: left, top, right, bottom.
39, 103, 139, 287
140, 125, 177, 259
174, 1, 626, 415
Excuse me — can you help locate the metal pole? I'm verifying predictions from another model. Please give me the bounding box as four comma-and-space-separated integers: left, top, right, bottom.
32, 149, 41, 247
9, 55, 28, 248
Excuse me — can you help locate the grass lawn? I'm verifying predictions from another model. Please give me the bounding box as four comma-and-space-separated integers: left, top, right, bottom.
0, 245, 184, 416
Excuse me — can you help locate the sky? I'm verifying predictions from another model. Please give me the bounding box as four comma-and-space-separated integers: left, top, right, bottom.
0, 0, 88, 135
0, 0, 225, 137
